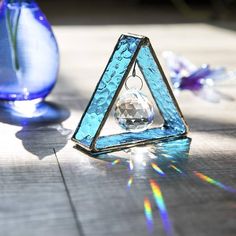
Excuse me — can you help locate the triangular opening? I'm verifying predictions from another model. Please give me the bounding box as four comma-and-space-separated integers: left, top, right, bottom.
100, 64, 164, 137
72, 34, 188, 154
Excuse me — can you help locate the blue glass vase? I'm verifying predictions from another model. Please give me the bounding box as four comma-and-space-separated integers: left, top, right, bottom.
0, 0, 59, 104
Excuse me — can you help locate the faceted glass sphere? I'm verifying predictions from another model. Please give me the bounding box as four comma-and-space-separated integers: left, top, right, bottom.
114, 89, 155, 132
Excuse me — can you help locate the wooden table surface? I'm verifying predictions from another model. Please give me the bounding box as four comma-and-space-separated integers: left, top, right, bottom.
0, 23, 236, 236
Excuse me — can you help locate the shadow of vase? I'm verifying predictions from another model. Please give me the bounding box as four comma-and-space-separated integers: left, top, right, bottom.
16, 124, 72, 159
0, 101, 71, 159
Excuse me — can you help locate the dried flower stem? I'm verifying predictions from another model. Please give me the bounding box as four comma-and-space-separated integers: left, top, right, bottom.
6, 0, 22, 71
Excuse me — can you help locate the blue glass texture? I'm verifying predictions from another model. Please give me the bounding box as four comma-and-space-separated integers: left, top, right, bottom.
75, 35, 142, 147
96, 127, 180, 150
137, 46, 186, 132
152, 137, 191, 164
96, 137, 191, 164
0, 0, 59, 101
74, 34, 188, 152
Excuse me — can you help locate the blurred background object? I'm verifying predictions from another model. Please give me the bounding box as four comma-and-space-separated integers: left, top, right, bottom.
0, 0, 59, 104
37, 0, 236, 25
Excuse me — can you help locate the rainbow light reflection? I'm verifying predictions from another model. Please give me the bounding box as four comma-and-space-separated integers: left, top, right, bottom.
127, 176, 133, 190
144, 196, 154, 233
150, 179, 174, 236
194, 171, 236, 194
129, 159, 134, 171
151, 163, 165, 176
169, 164, 183, 174
111, 159, 121, 166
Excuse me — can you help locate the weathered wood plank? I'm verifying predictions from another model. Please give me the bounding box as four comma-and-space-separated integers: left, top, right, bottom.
56, 130, 236, 236
0, 124, 80, 236
0, 23, 236, 236
53, 24, 236, 236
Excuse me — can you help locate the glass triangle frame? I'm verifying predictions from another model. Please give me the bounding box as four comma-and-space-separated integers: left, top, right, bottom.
72, 34, 189, 154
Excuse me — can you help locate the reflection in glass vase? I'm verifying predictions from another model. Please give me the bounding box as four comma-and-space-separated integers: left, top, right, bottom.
0, 0, 59, 107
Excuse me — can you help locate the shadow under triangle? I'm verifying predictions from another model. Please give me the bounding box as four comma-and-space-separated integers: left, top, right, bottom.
72, 33, 189, 154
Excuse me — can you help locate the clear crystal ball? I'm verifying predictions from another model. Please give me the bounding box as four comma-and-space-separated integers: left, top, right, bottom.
114, 89, 154, 132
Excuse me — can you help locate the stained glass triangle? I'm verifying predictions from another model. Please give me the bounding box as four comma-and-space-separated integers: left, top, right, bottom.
72, 34, 188, 154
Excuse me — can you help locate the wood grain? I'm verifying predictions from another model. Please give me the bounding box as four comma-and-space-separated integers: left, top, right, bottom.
0, 23, 236, 236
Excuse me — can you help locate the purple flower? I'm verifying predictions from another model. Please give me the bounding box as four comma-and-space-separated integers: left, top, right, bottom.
163, 51, 235, 103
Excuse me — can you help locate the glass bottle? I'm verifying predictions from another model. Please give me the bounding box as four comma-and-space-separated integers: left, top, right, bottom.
0, 0, 59, 105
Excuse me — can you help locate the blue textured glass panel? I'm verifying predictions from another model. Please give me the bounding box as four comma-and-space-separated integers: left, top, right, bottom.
75, 35, 142, 147
73, 34, 188, 153
96, 127, 179, 150
137, 46, 186, 132
96, 137, 191, 164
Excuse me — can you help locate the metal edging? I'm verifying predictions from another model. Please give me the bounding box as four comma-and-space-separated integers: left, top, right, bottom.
147, 43, 189, 133
72, 33, 189, 154
74, 134, 191, 156
90, 35, 148, 152
71, 34, 135, 147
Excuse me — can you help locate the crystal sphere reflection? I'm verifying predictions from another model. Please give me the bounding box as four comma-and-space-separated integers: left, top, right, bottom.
114, 89, 154, 132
